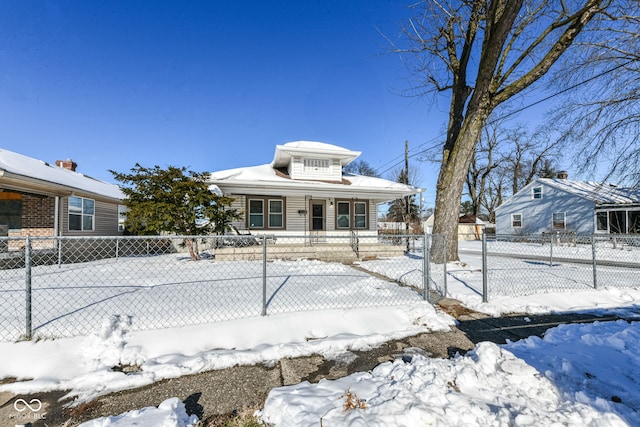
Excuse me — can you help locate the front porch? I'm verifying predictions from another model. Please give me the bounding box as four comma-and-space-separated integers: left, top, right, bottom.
213, 238, 408, 263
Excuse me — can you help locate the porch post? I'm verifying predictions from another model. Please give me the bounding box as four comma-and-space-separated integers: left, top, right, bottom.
54, 196, 60, 237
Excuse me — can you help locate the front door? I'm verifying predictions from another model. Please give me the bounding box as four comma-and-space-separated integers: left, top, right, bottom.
310, 202, 325, 231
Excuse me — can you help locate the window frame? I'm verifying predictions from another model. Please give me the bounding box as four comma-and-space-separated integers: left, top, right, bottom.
268, 199, 284, 229
354, 201, 367, 229
596, 211, 609, 232
552, 212, 566, 230
335, 199, 368, 230
511, 213, 523, 228
532, 186, 543, 200
247, 196, 286, 230
336, 201, 351, 229
0, 192, 23, 230
68, 196, 95, 232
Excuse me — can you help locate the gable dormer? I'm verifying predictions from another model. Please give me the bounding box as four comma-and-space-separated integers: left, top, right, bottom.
271, 141, 361, 182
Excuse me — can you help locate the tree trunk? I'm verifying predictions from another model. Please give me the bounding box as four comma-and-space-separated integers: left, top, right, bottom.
433, 109, 490, 262
185, 238, 200, 261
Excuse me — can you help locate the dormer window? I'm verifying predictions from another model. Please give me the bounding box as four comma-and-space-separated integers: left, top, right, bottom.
304, 158, 330, 172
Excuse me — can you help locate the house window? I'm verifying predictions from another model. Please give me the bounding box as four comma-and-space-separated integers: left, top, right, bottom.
248, 197, 285, 229
354, 202, 367, 229
532, 186, 543, 199
552, 212, 566, 229
304, 158, 330, 172
0, 192, 22, 229
336, 200, 368, 230
69, 196, 94, 231
596, 212, 608, 231
268, 200, 283, 228
337, 202, 350, 228
511, 213, 523, 228
248, 199, 264, 228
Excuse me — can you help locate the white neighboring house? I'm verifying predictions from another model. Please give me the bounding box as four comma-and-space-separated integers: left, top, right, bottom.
495, 174, 640, 235
208, 141, 418, 239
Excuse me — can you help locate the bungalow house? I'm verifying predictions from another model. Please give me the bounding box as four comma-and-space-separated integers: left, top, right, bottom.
209, 141, 418, 237
0, 148, 124, 243
495, 173, 640, 235
207, 141, 418, 260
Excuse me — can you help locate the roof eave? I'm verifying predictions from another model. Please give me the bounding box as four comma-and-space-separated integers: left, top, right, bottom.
0, 171, 123, 203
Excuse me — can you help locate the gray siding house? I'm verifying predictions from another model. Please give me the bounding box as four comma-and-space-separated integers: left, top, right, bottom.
0, 149, 125, 240
495, 175, 640, 235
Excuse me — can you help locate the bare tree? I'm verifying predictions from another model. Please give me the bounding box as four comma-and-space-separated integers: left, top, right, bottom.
343, 159, 380, 177
466, 121, 507, 217
550, 3, 640, 186
506, 127, 562, 194
466, 122, 561, 221
394, 0, 611, 261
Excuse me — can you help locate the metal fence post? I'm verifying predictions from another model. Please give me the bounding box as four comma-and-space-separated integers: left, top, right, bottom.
115, 237, 120, 260
549, 232, 554, 267
422, 233, 430, 302
57, 236, 63, 268
482, 230, 488, 303
25, 236, 33, 340
592, 235, 598, 289
262, 236, 268, 316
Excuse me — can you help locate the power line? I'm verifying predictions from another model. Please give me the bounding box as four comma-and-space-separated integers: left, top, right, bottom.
378, 59, 636, 177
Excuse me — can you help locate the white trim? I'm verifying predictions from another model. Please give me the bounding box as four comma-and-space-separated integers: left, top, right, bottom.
511, 213, 523, 228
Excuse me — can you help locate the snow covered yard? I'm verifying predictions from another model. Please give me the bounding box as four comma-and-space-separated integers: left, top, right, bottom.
0, 255, 423, 341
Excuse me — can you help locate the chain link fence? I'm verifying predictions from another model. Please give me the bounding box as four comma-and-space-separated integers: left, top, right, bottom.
482, 233, 640, 299
0, 234, 445, 342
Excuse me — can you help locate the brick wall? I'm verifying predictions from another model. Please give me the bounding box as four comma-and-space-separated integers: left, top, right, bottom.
22, 195, 55, 229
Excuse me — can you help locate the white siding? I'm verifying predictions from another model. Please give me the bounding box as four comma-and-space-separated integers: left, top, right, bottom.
228, 195, 246, 231
286, 196, 308, 232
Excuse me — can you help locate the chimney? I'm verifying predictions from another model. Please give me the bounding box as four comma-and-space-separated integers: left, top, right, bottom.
556, 171, 568, 180
56, 158, 78, 172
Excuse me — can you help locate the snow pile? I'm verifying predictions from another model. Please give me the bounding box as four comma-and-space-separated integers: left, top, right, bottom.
261, 321, 640, 426
0, 303, 451, 404
78, 397, 198, 427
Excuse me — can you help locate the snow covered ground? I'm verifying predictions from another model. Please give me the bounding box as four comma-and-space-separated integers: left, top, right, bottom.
1, 246, 639, 426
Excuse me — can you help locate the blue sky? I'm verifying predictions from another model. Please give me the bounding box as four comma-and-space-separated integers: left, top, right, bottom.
1, 1, 453, 205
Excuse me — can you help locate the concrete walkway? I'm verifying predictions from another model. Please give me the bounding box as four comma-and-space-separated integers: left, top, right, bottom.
0, 300, 624, 427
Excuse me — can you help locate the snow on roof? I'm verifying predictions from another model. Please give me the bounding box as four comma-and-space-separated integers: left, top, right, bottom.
0, 148, 123, 200
539, 178, 640, 205
272, 141, 361, 168
208, 163, 416, 197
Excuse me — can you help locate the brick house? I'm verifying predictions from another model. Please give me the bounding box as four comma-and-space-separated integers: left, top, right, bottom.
0, 149, 124, 242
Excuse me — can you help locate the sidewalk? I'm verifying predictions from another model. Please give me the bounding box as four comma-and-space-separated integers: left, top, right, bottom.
0, 300, 620, 427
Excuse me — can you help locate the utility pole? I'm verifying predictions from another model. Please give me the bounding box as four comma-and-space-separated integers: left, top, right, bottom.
405, 141, 410, 250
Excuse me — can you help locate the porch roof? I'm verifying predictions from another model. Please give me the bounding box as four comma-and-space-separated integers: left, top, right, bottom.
208, 163, 417, 201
